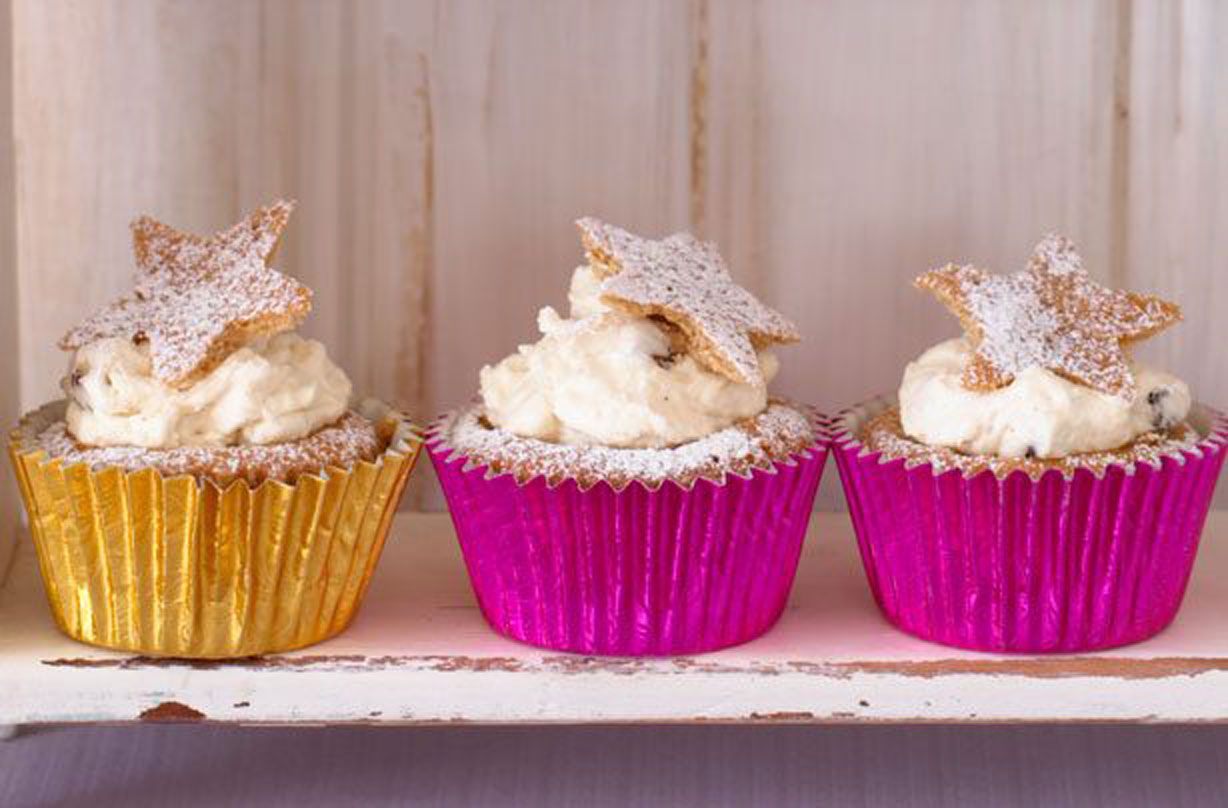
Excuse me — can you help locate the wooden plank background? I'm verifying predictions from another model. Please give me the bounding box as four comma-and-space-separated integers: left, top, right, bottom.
3, 0, 1225, 511
1, 0, 18, 561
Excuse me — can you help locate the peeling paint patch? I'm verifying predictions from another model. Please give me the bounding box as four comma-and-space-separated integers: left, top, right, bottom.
139, 701, 205, 722
41, 653, 1228, 681
749, 711, 815, 722
838, 657, 1228, 681
42, 654, 368, 671
421, 655, 523, 673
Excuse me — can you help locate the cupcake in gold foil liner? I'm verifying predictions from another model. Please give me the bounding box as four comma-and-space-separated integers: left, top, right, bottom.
8, 398, 423, 658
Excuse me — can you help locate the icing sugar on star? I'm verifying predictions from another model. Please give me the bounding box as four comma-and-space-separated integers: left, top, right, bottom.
916, 234, 1181, 400
576, 217, 799, 387
61, 200, 311, 388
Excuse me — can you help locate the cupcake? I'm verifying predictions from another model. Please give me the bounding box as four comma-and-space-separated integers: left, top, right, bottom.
8, 201, 422, 658
833, 235, 1227, 653
429, 219, 825, 656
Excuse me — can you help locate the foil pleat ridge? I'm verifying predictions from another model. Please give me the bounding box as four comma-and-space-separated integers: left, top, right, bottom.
8, 404, 423, 658
430, 427, 827, 656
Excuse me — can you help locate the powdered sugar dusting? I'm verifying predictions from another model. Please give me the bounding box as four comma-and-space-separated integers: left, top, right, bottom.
1029, 233, 1083, 275
61, 200, 311, 387
918, 234, 1182, 400
21, 402, 384, 485
433, 401, 816, 491
575, 218, 799, 386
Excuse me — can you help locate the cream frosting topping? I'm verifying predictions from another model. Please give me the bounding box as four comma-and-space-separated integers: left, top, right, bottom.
65, 332, 352, 448
479, 266, 777, 448
899, 338, 1191, 459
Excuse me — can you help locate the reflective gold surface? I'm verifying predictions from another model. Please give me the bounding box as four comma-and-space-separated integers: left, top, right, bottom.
7, 408, 422, 658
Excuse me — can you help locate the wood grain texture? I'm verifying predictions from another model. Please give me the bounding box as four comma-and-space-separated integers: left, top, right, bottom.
427, 0, 691, 414
1124, 0, 1228, 409
699, 0, 1122, 412
12, 0, 435, 414
0, 0, 19, 562
13, 0, 246, 407
6, 0, 1227, 512
420, 0, 692, 506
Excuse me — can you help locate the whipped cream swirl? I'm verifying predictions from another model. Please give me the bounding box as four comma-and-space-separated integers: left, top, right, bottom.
480, 266, 776, 448
65, 332, 352, 448
899, 338, 1191, 459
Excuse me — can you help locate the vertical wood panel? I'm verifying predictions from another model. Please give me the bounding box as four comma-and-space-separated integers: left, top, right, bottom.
13, 0, 247, 407
229, 0, 436, 504
13, 0, 435, 415
427, 0, 692, 416
0, 0, 19, 559
421, 0, 692, 507
233, 0, 435, 415
1124, 0, 1228, 412
700, 0, 1122, 414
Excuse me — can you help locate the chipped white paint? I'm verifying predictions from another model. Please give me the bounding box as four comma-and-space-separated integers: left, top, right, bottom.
3, 513, 1228, 726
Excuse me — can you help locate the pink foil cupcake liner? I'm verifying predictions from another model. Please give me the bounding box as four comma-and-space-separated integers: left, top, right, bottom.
833, 397, 1228, 653
429, 416, 827, 656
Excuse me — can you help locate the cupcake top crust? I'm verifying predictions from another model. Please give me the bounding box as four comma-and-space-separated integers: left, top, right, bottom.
22, 201, 389, 483
859, 403, 1200, 481
893, 234, 1191, 462
438, 400, 815, 491
20, 401, 384, 485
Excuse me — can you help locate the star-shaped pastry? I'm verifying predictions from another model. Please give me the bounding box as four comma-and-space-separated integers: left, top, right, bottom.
917, 234, 1181, 400
576, 217, 799, 386
61, 200, 311, 388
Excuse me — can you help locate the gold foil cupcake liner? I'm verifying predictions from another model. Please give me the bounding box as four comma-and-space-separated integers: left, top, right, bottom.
7, 399, 422, 658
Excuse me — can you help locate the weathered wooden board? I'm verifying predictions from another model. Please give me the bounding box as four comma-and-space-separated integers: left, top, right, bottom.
4, 513, 1228, 726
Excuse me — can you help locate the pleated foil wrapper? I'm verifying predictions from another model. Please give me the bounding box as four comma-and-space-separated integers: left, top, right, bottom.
7, 398, 423, 658
428, 412, 827, 656
833, 396, 1228, 653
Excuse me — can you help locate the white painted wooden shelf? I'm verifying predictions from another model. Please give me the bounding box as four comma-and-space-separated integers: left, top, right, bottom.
3, 512, 1228, 726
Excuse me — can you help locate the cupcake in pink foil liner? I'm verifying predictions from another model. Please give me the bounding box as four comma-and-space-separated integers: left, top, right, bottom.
429, 216, 824, 656
834, 231, 1227, 653
833, 397, 1227, 653
429, 404, 827, 656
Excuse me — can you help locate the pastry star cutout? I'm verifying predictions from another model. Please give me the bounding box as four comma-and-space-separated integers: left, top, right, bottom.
61, 200, 311, 388
577, 217, 799, 386
916, 234, 1181, 400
